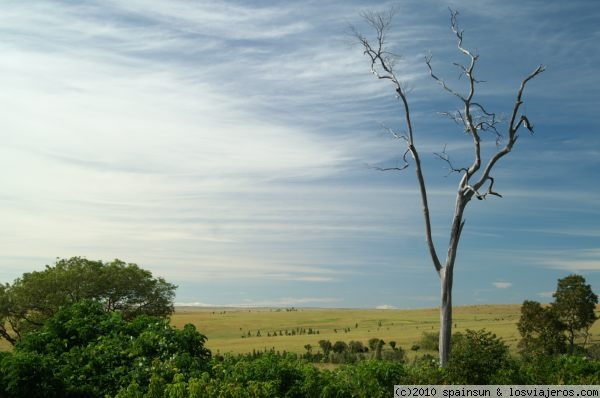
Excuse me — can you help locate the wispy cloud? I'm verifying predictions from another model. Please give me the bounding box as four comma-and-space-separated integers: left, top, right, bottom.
512, 249, 600, 272
492, 282, 512, 289
1, 0, 598, 308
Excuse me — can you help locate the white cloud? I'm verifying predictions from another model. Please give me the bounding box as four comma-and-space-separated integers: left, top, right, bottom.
176, 297, 341, 308
376, 304, 397, 309
492, 282, 512, 289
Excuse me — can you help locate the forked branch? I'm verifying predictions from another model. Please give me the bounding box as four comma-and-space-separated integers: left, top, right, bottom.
471, 65, 546, 193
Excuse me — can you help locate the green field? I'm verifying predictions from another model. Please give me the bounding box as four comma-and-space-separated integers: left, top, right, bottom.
170, 304, 600, 357
2, 304, 598, 356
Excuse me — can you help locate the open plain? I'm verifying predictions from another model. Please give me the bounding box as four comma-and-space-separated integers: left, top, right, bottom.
170, 304, 600, 357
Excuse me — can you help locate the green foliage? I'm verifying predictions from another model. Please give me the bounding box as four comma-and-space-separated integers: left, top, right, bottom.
586, 343, 600, 360
382, 346, 405, 362
517, 355, 600, 384
517, 275, 598, 357
0, 257, 177, 345
552, 274, 598, 353
404, 355, 445, 384
445, 329, 510, 384
348, 340, 366, 353
368, 337, 385, 360
327, 361, 406, 398
118, 355, 407, 398
0, 351, 63, 398
0, 300, 210, 397
0, 257, 176, 345
318, 339, 332, 357
517, 300, 566, 356
418, 331, 439, 351
332, 341, 348, 354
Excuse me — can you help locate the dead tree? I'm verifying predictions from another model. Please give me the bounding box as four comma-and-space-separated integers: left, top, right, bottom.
354, 9, 544, 367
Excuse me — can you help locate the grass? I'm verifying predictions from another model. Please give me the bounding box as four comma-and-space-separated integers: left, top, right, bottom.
170, 304, 600, 357
2, 304, 599, 357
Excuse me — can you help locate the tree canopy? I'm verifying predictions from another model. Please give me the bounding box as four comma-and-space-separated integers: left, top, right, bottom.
0, 257, 176, 345
517, 274, 598, 356
552, 274, 598, 353
0, 300, 209, 397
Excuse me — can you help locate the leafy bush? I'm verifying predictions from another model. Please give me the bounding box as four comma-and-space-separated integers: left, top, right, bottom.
0, 351, 63, 398
0, 300, 210, 397
517, 355, 600, 384
586, 343, 600, 360
445, 329, 510, 384
382, 346, 406, 362
418, 331, 439, 351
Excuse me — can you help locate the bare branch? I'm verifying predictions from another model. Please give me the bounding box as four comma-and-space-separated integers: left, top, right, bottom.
355, 10, 442, 273
367, 148, 411, 172
426, 54, 465, 101
434, 145, 469, 176
473, 65, 545, 192
439, 110, 469, 132
380, 123, 408, 142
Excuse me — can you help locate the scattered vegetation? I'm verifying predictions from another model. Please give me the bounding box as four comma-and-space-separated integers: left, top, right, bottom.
0, 263, 598, 396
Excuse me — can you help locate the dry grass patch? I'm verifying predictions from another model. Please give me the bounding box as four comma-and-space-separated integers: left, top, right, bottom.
171, 304, 600, 357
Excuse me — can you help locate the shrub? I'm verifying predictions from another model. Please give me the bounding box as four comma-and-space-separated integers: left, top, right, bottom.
348, 340, 366, 353
419, 332, 439, 351
383, 346, 406, 362
445, 329, 510, 384
0, 300, 211, 397
332, 341, 348, 354
517, 355, 600, 384
586, 343, 600, 360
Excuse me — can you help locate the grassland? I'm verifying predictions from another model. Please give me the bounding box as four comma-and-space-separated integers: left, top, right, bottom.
2, 304, 598, 356
170, 304, 600, 357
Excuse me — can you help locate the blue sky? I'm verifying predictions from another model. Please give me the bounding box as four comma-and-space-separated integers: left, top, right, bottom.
1, 0, 598, 308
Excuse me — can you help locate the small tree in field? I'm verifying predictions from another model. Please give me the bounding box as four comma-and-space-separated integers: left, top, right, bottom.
318, 339, 332, 358
354, 9, 544, 366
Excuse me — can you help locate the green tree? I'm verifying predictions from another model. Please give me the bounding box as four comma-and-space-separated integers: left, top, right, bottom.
348, 340, 366, 353
368, 337, 380, 352
517, 300, 566, 356
332, 341, 348, 354
551, 274, 598, 353
0, 257, 176, 345
318, 339, 332, 357
368, 338, 385, 360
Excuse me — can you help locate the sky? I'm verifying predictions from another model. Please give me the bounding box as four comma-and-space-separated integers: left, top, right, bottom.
1, 0, 599, 309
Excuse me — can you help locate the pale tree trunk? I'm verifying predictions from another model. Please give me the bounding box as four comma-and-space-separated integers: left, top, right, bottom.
355, 9, 544, 368
437, 196, 465, 365
439, 267, 452, 365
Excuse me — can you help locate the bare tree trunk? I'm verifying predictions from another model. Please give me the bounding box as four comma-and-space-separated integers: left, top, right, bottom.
439, 267, 452, 366
355, 8, 544, 368
438, 197, 465, 366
